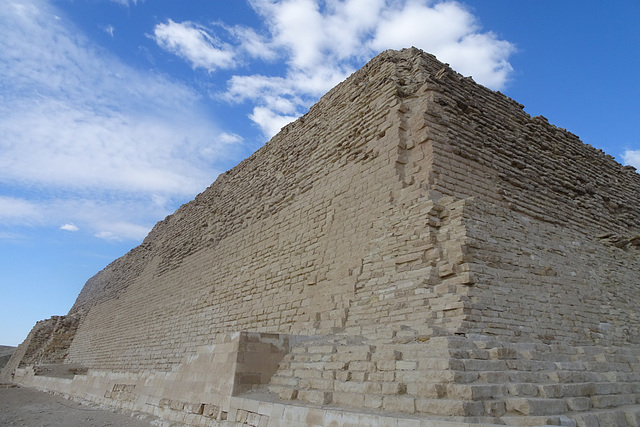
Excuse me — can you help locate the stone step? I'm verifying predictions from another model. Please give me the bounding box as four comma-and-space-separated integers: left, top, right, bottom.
415, 397, 485, 417
504, 397, 568, 416
268, 335, 640, 421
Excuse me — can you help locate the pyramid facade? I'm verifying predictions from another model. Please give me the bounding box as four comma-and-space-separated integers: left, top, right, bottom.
3, 48, 640, 426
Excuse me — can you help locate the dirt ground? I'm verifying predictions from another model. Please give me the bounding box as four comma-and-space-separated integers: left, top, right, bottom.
0, 384, 161, 427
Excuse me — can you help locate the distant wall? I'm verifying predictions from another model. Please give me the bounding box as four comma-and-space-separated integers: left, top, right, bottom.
0, 346, 15, 371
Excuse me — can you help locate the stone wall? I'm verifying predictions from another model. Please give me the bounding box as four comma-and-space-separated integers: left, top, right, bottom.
4, 48, 639, 426
62, 49, 477, 373
1, 315, 79, 382
25, 47, 640, 371
389, 53, 640, 345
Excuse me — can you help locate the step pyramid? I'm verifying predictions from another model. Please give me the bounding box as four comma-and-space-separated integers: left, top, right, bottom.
3, 48, 640, 426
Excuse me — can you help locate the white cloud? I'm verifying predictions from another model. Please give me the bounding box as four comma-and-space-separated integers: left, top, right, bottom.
95, 231, 119, 241
0, 231, 25, 240
249, 107, 300, 139
622, 150, 640, 169
227, 26, 277, 61
0, 0, 237, 241
195, 0, 515, 138
0, 197, 41, 224
109, 0, 141, 6
60, 224, 79, 232
218, 132, 244, 144
153, 20, 235, 71
104, 24, 115, 37
95, 222, 149, 241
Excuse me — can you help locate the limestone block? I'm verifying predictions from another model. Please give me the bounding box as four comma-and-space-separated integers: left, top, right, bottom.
349, 361, 376, 371
383, 395, 415, 413
395, 361, 417, 370
334, 380, 366, 394
562, 383, 596, 397
406, 382, 446, 398
271, 386, 297, 400
446, 384, 506, 400
505, 397, 567, 416
364, 394, 383, 410
415, 398, 483, 416
203, 404, 220, 418
246, 412, 261, 426
625, 409, 640, 427
483, 400, 506, 417
488, 347, 517, 360
591, 393, 636, 409
566, 397, 591, 412
377, 360, 396, 371
383, 381, 407, 395
306, 378, 334, 390
597, 411, 632, 427
332, 391, 364, 407
297, 389, 332, 405
507, 383, 539, 397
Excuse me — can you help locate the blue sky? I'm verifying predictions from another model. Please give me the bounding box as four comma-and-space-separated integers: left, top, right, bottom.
1, 0, 638, 347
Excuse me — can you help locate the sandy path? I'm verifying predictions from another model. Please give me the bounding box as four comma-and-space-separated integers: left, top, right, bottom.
0, 384, 159, 427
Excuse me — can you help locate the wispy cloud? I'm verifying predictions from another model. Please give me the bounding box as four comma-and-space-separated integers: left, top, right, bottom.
153, 0, 515, 138
109, 0, 141, 6
0, 0, 238, 240
153, 20, 236, 71
0, 231, 26, 240
60, 224, 79, 232
104, 24, 115, 37
0, 197, 41, 224
622, 150, 640, 170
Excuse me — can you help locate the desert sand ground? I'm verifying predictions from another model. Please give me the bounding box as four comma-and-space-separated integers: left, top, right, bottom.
0, 384, 159, 427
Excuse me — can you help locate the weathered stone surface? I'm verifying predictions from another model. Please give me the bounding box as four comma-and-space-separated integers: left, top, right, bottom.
2, 48, 639, 426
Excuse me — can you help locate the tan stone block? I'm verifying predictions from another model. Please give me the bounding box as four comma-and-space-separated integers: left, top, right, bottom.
383, 395, 415, 413
258, 414, 270, 427
349, 371, 368, 382
203, 403, 220, 418
332, 391, 365, 407
505, 398, 567, 416
488, 347, 517, 359
406, 382, 445, 398
566, 397, 591, 412
364, 394, 383, 409
377, 360, 396, 371
416, 398, 483, 417
297, 389, 332, 405
334, 381, 366, 394
395, 360, 417, 370
236, 409, 248, 423
294, 369, 323, 379
381, 381, 406, 395
246, 412, 261, 426
308, 345, 336, 354
484, 400, 506, 417
348, 361, 376, 371
169, 400, 185, 411
184, 402, 204, 414
591, 394, 636, 408
335, 371, 351, 381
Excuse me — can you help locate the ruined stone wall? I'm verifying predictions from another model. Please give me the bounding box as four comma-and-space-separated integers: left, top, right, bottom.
0, 315, 80, 381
